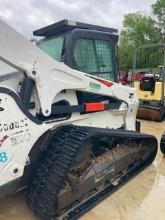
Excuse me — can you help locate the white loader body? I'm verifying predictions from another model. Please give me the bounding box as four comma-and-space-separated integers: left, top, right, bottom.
0, 19, 138, 188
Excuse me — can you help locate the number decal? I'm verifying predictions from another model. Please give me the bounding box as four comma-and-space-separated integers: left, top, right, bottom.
0, 152, 7, 163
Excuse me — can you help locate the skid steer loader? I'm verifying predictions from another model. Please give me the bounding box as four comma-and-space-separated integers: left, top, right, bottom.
133, 43, 165, 121
0, 19, 157, 220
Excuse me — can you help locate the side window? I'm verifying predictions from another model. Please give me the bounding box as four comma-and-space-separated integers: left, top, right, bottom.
74, 39, 98, 74
74, 38, 116, 81
38, 36, 64, 61
95, 40, 115, 81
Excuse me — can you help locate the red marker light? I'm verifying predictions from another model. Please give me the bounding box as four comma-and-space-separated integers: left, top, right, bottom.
85, 103, 105, 112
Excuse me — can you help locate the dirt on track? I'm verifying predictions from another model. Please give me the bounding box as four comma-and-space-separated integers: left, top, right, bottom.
0, 120, 165, 220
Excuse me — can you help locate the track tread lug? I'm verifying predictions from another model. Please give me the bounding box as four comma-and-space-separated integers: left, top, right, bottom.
27, 125, 157, 220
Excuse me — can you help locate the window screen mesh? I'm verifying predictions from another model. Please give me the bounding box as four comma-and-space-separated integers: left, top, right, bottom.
95, 40, 115, 81
74, 38, 115, 81
74, 39, 98, 74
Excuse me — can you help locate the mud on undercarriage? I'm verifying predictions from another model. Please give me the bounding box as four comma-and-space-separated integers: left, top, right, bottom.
26, 125, 157, 220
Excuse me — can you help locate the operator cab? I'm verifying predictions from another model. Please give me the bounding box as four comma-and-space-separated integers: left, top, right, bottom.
34, 19, 119, 83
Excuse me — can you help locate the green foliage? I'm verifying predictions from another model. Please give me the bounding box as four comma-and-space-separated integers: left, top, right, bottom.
152, 0, 165, 42
119, 0, 165, 70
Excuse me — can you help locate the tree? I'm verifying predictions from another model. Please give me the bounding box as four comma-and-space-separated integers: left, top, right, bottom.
119, 13, 161, 70
152, 0, 165, 43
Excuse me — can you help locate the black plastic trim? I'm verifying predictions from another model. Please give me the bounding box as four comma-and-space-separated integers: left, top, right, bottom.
105, 103, 121, 110
136, 120, 141, 132
19, 78, 35, 109
51, 102, 121, 114
51, 104, 84, 114
0, 87, 42, 124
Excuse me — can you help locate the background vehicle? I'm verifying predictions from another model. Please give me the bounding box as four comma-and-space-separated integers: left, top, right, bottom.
133, 43, 165, 121
0, 19, 157, 220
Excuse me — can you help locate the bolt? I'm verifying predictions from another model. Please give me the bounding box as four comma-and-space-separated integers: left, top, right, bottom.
45, 110, 49, 114
13, 168, 19, 174
32, 70, 36, 75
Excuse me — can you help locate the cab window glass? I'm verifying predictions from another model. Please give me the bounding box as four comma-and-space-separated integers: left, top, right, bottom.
74, 39, 98, 74
38, 36, 64, 61
95, 40, 115, 81
74, 38, 115, 81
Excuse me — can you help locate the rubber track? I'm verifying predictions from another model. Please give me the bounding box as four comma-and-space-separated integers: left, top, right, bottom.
160, 132, 165, 154
26, 125, 157, 220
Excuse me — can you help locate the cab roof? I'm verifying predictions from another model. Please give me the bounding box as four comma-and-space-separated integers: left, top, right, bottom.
33, 19, 118, 38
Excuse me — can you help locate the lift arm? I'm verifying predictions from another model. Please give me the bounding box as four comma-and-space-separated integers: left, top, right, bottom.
0, 19, 138, 129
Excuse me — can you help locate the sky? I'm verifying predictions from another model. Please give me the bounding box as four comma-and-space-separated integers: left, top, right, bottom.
0, 0, 156, 38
